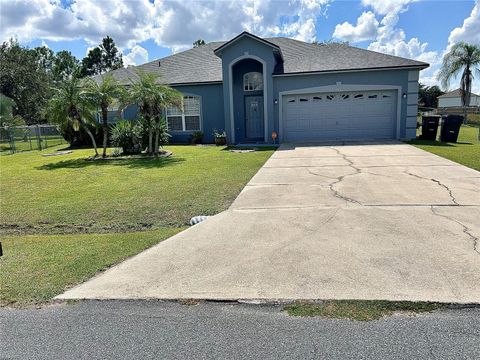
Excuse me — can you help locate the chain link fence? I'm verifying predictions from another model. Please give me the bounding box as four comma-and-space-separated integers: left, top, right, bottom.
0, 125, 65, 154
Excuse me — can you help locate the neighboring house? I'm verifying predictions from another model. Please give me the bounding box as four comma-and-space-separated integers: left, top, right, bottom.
437, 89, 480, 108
99, 31, 428, 144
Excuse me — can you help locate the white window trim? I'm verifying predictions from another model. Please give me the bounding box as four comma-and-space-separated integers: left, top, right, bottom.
166, 95, 202, 132
243, 72, 263, 92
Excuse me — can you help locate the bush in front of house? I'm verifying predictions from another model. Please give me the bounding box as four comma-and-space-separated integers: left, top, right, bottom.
190, 131, 204, 144
111, 120, 143, 154
60, 121, 104, 148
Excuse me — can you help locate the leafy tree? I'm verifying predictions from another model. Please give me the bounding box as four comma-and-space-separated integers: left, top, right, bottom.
52, 50, 80, 82
127, 71, 182, 155
80, 36, 123, 76
100, 36, 124, 70
46, 76, 99, 156
418, 84, 444, 108
193, 39, 206, 48
0, 39, 52, 124
438, 42, 480, 124
0, 94, 25, 127
82, 74, 125, 157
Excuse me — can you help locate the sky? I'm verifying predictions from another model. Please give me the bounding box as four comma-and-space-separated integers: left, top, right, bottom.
1, 0, 479, 92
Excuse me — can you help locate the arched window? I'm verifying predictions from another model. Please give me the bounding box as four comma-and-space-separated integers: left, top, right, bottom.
243, 72, 263, 91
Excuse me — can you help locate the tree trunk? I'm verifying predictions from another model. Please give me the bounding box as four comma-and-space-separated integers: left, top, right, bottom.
79, 117, 98, 157
148, 128, 153, 155
154, 129, 159, 156
101, 106, 108, 158
463, 105, 468, 125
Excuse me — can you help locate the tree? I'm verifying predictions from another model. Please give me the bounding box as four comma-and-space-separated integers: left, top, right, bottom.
52, 50, 80, 82
193, 39, 206, 48
80, 36, 123, 77
100, 36, 123, 70
127, 71, 182, 155
438, 42, 480, 124
47, 76, 99, 156
82, 74, 125, 157
418, 84, 444, 108
0, 94, 25, 127
0, 39, 52, 124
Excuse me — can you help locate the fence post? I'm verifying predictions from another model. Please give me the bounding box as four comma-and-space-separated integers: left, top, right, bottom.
36, 125, 42, 150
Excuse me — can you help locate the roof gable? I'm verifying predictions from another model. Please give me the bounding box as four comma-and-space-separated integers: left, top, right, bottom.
213, 31, 281, 58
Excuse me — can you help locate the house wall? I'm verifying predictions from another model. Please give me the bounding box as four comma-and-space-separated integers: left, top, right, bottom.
439, 96, 480, 108
118, 85, 224, 144
272, 69, 414, 140
217, 36, 277, 143
171, 83, 224, 143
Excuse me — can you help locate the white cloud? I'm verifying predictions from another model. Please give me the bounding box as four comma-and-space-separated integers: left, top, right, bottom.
360, 0, 416, 16
123, 45, 149, 66
333, 11, 378, 42
0, 0, 332, 54
448, 0, 480, 45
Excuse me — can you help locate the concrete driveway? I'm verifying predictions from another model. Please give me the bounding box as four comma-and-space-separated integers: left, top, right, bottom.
58, 142, 480, 303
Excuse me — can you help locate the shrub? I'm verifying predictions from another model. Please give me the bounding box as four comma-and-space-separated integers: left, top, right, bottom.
190, 131, 204, 144
60, 121, 103, 147
111, 120, 142, 154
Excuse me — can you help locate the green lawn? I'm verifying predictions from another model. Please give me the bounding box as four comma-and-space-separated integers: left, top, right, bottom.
408, 126, 480, 171
0, 228, 183, 306
0, 145, 275, 234
0, 145, 274, 306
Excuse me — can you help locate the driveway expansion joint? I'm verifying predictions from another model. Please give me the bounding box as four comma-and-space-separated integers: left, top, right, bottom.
404, 170, 460, 206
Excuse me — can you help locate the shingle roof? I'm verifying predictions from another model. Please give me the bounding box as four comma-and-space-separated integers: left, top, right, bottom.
438, 88, 480, 98
97, 36, 428, 86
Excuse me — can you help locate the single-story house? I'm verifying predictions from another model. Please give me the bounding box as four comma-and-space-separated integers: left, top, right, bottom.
437, 88, 480, 108
100, 31, 429, 144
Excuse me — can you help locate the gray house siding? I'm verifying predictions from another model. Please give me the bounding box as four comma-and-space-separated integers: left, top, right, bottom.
272, 69, 411, 139
171, 84, 224, 143
118, 85, 224, 144
217, 36, 276, 143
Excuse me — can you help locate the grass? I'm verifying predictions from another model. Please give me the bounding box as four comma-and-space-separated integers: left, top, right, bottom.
0, 144, 274, 306
0, 145, 275, 234
0, 228, 183, 306
284, 301, 445, 321
408, 125, 480, 171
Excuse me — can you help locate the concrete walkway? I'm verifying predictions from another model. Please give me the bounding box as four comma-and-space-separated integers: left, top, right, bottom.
57, 142, 480, 303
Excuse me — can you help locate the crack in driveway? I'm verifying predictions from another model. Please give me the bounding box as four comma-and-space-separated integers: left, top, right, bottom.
430, 206, 480, 255
404, 170, 459, 206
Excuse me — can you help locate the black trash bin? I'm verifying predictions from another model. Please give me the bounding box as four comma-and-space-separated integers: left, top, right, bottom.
440, 115, 463, 143
421, 115, 440, 140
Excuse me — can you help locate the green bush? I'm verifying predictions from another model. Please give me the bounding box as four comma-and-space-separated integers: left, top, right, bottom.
189, 131, 204, 144
60, 121, 103, 147
111, 120, 143, 154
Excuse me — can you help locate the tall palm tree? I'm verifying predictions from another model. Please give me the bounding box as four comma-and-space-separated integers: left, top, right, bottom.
47, 76, 99, 156
128, 71, 182, 155
83, 74, 125, 157
438, 42, 480, 124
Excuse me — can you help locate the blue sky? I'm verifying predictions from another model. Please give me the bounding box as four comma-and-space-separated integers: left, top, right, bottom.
1, 0, 479, 91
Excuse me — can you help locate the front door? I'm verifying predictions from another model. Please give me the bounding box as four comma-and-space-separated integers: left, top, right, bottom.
245, 95, 264, 139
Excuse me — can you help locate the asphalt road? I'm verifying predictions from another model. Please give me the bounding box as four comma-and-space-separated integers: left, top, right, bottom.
1, 301, 479, 360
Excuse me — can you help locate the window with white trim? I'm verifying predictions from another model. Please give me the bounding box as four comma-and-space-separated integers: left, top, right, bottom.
243, 72, 263, 91
166, 95, 201, 131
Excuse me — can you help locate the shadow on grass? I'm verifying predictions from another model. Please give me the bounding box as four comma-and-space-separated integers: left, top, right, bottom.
37, 156, 186, 170
222, 145, 278, 152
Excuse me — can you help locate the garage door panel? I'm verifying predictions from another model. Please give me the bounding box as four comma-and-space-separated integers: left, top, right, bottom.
282, 90, 397, 142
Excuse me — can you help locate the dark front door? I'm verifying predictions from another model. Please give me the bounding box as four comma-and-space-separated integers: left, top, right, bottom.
245, 95, 264, 139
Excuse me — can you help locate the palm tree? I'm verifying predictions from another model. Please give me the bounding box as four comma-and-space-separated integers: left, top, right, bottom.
82, 74, 125, 157
47, 76, 99, 156
438, 42, 480, 124
128, 71, 182, 155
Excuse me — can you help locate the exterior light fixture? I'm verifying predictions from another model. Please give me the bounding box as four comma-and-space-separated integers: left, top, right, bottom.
271, 131, 278, 144
274, 99, 278, 104
402, 92, 407, 99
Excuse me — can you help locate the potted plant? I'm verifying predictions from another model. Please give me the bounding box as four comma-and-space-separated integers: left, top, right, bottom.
213, 129, 227, 146
190, 131, 204, 144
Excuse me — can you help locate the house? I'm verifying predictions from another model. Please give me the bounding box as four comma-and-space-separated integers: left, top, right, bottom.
437, 89, 480, 108
101, 31, 429, 144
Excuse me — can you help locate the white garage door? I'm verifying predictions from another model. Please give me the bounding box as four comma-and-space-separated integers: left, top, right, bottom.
282, 90, 397, 142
